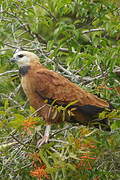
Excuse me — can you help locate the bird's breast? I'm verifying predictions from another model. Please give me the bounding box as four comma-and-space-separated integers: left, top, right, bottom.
21, 76, 44, 108
21, 76, 34, 100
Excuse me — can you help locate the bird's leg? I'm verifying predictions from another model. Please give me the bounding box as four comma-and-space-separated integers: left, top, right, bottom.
37, 124, 51, 147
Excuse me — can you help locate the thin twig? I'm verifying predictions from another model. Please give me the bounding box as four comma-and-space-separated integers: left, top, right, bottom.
10, 134, 28, 148
50, 125, 78, 138
29, 104, 47, 117
82, 28, 105, 34
0, 70, 19, 76
0, 48, 12, 52
4, 128, 28, 148
9, 84, 21, 98
84, 129, 98, 137
0, 93, 24, 110
49, 139, 69, 144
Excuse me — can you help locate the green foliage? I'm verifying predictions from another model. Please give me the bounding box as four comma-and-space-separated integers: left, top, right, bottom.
0, 0, 120, 179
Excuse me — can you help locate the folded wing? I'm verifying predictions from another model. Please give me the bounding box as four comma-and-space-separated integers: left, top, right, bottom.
33, 69, 110, 117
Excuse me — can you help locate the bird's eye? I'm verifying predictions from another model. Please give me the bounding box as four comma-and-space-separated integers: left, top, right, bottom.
18, 54, 24, 58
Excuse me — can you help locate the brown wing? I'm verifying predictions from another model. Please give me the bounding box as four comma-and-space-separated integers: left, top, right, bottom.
33, 69, 109, 109
24, 67, 111, 129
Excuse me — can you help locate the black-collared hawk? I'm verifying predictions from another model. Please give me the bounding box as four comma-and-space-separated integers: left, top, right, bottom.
11, 51, 111, 146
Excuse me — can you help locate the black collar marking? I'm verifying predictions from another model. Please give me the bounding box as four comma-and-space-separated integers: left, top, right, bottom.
19, 66, 30, 76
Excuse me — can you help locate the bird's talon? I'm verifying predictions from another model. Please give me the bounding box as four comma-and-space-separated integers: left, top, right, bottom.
37, 135, 49, 147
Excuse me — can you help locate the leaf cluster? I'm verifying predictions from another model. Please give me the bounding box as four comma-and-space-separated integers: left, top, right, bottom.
0, 0, 120, 179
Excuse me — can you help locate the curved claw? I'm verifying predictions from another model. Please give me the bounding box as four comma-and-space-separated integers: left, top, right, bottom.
37, 135, 49, 147
37, 125, 51, 148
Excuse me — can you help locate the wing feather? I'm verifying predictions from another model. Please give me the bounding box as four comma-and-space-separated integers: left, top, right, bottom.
33, 69, 109, 108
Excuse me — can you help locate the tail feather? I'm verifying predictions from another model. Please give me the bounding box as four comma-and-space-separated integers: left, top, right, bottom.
91, 118, 111, 131
69, 104, 112, 131
67, 116, 111, 131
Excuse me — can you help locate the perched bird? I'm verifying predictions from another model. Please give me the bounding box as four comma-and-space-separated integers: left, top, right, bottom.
11, 51, 111, 146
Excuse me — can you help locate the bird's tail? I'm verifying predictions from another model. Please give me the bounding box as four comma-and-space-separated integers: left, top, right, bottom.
67, 115, 111, 131
91, 118, 111, 131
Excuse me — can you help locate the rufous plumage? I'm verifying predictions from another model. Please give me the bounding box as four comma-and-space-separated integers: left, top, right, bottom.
11, 51, 111, 146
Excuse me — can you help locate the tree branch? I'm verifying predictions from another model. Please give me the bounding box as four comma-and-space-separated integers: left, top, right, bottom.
0, 70, 19, 76
82, 28, 105, 34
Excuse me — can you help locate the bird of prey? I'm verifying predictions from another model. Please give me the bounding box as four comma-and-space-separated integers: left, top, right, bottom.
11, 51, 111, 146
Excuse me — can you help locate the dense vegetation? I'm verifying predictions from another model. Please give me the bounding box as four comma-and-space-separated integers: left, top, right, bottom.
0, 0, 120, 179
